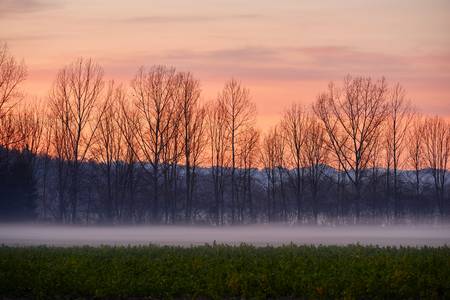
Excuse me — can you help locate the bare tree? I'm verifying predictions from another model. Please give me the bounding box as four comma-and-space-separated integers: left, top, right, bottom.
178, 72, 206, 223
49, 57, 105, 223
206, 99, 229, 225
303, 115, 329, 224
161, 95, 183, 224
130, 65, 179, 222
314, 76, 389, 222
219, 79, 256, 224
367, 125, 383, 217
281, 103, 308, 221
91, 82, 126, 223
15, 103, 44, 160
407, 116, 424, 216
384, 84, 413, 219
260, 127, 278, 222
237, 126, 260, 222
422, 116, 450, 216
50, 101, 69, 222
39, 107, 54, 221
116, 96, 139, 222
0, 43, 27, 148
0, 113, 20, 149
0, 43, 26, 122
273, 125, 288, 221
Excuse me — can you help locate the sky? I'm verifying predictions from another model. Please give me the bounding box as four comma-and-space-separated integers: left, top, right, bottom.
1, 0, 449, 129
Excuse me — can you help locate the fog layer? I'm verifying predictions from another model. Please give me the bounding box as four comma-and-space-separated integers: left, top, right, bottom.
1, 224, 449, 247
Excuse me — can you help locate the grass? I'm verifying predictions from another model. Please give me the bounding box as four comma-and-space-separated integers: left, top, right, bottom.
0, 244, 449, 299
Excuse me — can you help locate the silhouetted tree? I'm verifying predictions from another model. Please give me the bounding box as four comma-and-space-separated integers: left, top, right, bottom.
49, 57, 105, 223
407, 116, 424, 215
178, 72, 206, 223
237, 127, 259, 222
314, 76, 389, 222
219, 79, 256, 224
0, 44, 26, 122
304, 116, 329, 224
422, 116, 450, 216
91, 82, 126, 223
281, 104, 308, 221
130, 65, 179, 222
0, 43, 26, 148
261, 127, 278, 222
206, 99, 229, 225
384, 84, 413, 220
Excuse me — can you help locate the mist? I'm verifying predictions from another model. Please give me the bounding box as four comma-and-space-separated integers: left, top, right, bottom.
1, 224, 449, 247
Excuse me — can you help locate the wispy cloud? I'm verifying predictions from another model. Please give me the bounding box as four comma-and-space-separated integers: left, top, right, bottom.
0, 0, 59, 17
0, 33, 60, 42
165, 47, 279, 62
108, 45, 449, 86
158, 46, 411, 78
122, 13, 261, 24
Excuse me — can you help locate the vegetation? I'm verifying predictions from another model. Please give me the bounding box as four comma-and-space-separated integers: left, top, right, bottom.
0, 244, 449, 299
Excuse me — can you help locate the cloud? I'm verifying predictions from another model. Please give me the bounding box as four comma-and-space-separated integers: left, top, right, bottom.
0, 33, 60, 42
103, 45, 450, 94
151, 46, 413, 80
165, 47, 279, 62
122, 13, 261, 24
0, 0, 58, 17
160, 45, 405, 67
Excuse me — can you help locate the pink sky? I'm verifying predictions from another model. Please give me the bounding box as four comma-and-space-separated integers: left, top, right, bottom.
1, 0, 449, 130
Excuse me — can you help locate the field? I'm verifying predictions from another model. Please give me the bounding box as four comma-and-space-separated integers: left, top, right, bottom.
1, 244, 449, 299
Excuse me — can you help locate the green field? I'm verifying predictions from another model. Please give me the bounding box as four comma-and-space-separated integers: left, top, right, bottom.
0, 244, 449, 299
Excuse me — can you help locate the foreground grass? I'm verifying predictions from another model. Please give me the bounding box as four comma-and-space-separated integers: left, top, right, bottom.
0, 244, 449, 299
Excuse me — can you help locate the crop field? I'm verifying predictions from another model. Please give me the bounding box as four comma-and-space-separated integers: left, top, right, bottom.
1, 244, 449, 299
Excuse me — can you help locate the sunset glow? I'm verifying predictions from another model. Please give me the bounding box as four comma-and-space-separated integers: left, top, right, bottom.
2, 3, 450, 298
1, 0, 449, 129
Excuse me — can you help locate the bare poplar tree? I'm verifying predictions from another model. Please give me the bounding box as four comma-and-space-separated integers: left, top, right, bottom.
49, 58, 105, 223
130, 65, 179, 222
39, 107, 54, 221
314, 76, 389, 222
161, 94, 183, 224
273, 125, 288, 221
178, 72, 206, 223
237, 126, 260, 222
422, 116, 450, 216
91, 82, 126, 223
407, 115, 425, 217
219, 79, 256, 224
116, 96, 139, 222
281, 103, 308, 221
384, 84, 413, 219
207, 99, 229, 225
367, 125, 383, 217
50, 101, 69, 222
303, 115, 329, 224
260, 127, 278, 222
407, 116, 424, 215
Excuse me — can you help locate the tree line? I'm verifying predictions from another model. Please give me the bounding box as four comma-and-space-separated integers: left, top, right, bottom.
1, 43, 449, 224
